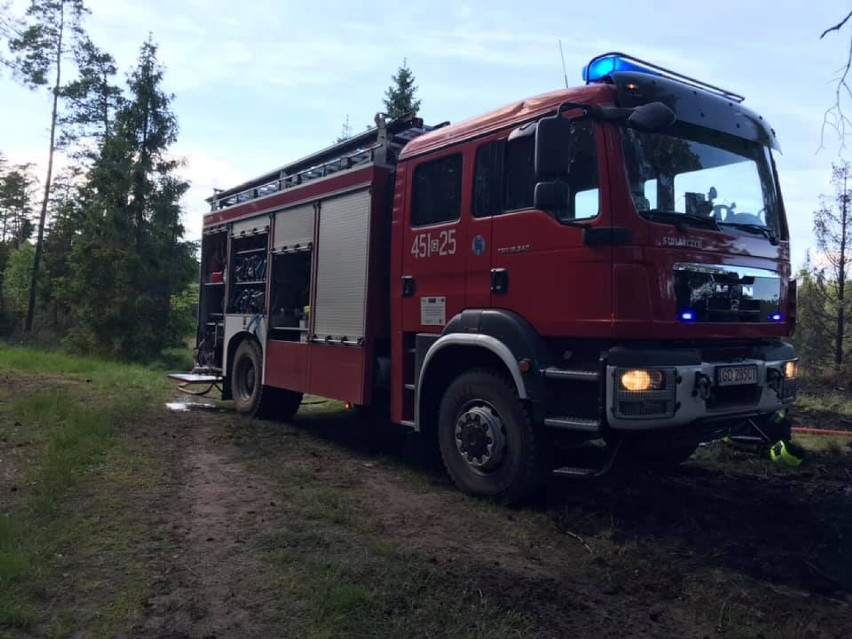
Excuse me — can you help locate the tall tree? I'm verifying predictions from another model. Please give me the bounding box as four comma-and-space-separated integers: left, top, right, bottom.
58, 37, 122, 155
0, 161, 37, 247
336, 114, 352, 143
4, 0, 89, 331
66, 37, 195, 358
40, 166, 81, 326
812, 161, 852, 367
383, 58, 421, 119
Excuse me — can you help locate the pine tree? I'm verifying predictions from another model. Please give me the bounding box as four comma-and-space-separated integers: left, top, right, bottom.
383, 58, 421, 119
40, 166, 82, 326
336, 114, 352, 143
58, 37, 122, 155
4, 0, 90, 331
66, 37, 195, 358
0, 162, 37, 247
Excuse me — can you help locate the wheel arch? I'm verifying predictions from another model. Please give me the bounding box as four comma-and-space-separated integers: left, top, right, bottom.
415, 309, 553, 434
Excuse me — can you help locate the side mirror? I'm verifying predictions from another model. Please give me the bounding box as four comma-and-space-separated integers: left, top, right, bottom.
627, 102, 676, 132
535, 115, 574, 181
534, 180, 570, 211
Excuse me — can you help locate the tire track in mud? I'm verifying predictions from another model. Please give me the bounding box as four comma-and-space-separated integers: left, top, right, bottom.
132, 412, 284, 639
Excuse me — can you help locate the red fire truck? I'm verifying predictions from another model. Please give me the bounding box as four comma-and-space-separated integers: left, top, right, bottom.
177, 53, 798, 502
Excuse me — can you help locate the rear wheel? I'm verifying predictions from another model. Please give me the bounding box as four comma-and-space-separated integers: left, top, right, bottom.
438, 369, 548, 504
262, 387, 303, 421
232, 340, 263, 416
231, 340, 302, 420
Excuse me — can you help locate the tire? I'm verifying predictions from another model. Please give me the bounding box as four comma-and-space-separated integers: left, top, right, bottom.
437, 369, 548, 504
231, 339, 302, 420
232, 340, 263, 416
262, 387, 303, 422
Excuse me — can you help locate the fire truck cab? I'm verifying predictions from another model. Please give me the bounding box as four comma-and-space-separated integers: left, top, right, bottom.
182, 53, 798, 502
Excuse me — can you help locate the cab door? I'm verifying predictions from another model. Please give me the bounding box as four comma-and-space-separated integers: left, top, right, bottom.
400, 151, 467, 334
489, 119, 613, 338
466, 137, 503, 308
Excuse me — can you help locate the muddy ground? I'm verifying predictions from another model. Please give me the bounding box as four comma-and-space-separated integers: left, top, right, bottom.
2, 374, 852, 638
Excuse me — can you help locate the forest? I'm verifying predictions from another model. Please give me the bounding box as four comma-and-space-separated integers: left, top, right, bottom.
0, 1, 850, 385
0, 0, 196, 363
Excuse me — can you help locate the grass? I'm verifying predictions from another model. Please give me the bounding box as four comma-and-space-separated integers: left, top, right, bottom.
253, 482, 533, 639
228, 408, 535, 639
0, 343, 171, 394
794, 391, 852, 419
0, 346, 171, 636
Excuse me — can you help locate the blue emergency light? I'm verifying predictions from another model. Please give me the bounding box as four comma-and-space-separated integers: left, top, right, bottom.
680, 311, 695, 322
769, 312, 784, 322
582, 54, 659, 83
581, 52, 745, 102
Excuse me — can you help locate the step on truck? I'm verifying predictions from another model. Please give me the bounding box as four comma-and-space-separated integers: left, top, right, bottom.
174, 52, 799, 502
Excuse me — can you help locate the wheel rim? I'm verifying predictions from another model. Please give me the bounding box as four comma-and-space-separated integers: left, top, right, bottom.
454, 400, 507, 473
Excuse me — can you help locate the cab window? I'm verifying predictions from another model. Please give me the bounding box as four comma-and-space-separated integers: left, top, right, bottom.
411, 154, 463, 226
473, 120, 600, 222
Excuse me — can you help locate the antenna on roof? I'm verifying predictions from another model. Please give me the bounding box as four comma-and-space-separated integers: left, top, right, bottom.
558, 39, 569, 88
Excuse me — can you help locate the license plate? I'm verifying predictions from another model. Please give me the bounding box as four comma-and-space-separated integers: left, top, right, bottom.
716, 365, 758, 386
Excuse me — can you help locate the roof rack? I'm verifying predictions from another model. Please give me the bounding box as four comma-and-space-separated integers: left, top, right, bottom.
585, 51, 745, 103
208, 113, 443, 212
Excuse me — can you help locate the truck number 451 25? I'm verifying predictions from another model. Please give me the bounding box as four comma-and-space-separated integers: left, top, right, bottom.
411, 230, 457, 259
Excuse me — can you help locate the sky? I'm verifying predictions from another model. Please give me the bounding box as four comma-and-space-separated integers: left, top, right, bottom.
0, 0, 849, 270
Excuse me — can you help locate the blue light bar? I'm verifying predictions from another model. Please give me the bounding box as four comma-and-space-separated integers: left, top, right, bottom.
582, 54, 660, 83
769, 312, 783, 322
680, 311, 695, 322
581, 51, 745, 102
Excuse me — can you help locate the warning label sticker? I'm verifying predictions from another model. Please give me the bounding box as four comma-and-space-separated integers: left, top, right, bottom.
420, 296, 446, 326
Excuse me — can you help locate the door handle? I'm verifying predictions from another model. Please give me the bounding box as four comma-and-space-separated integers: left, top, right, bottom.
401, 275, 415, 297
490, 269, 508, 294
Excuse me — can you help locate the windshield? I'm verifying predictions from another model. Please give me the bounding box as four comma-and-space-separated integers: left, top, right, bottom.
620, 123, 782, 237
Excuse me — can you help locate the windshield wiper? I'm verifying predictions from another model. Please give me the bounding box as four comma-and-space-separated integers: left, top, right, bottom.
718, 222, 779, 245
644, 209, 721, 231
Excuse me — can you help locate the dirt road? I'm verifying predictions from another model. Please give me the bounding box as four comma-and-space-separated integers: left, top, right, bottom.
3, 374, 852, 638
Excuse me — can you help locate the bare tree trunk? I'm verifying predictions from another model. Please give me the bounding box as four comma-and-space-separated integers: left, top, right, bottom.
25, 2, 64, 332
836, 173, 848, 366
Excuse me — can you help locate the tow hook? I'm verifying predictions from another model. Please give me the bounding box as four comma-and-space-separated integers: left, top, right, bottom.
693, 372, 712, 400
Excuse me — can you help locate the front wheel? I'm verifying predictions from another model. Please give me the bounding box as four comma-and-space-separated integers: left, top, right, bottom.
438, 369, 548, 504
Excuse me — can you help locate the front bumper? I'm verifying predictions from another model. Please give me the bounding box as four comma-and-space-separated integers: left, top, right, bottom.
605, 345, 797, 431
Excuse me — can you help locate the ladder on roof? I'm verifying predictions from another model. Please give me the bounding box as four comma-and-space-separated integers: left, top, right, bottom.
208, 113, 444, 212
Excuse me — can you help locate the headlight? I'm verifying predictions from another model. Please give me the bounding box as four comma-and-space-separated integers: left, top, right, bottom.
784, 361, 798, 380
620, 369, 666, 392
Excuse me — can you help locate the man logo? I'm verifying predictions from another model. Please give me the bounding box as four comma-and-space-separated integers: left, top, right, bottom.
730, 298, 740, 311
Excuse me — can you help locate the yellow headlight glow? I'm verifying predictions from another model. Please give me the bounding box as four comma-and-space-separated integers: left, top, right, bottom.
783, 361, 798, 380
622, 370, 649, 391
620, 369, 665, 392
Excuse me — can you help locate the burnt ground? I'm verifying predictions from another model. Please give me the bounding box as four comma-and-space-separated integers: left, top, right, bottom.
2, 373, 852, 638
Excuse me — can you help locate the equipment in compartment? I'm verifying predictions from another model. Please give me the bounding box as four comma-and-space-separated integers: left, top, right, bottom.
196, 229, 228, 371
228, 233, 269, 315
269, 250, 312, 342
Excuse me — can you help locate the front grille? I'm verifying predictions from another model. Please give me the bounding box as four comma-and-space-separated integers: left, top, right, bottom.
673, 263, 781, 324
